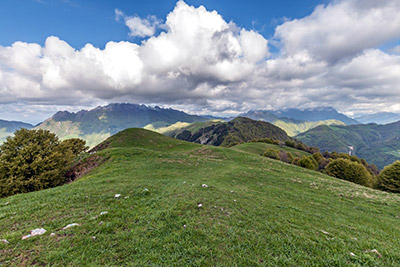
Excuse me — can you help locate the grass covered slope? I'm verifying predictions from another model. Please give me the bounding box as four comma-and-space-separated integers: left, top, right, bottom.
1, 129, 400, 265
232, 142, 310, 158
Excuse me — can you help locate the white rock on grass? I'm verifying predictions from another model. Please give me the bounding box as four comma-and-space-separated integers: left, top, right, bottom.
115, 194, 121, 198
350, 252, 356, 257
100, 211, 108, 215
197, 203, 203, 208
202, 184, 208, 188
22, 228, 47, 240
368, 249, 383, 258
0, 239, 9, 244
63, 223, 80, 230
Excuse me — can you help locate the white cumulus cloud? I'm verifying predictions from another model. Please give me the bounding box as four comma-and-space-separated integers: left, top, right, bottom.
115, 9, 162, 38
1, 0, 400, 123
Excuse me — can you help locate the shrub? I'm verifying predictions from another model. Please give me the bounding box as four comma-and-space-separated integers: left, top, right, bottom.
286, 152, 294, 164
325, 158, 373, 187
292, 157, 300, 165
377, 161, 400, 193
298, 156, 318, 170
285, 140, 296, 148
0, 129, 87, 197
264, 148, 280, 160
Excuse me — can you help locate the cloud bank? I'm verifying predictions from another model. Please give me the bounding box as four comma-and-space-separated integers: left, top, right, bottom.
1, 0, 400, 122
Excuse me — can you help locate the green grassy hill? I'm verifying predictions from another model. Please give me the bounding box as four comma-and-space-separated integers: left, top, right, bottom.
1, 129, 400, 265
232, 142, 311, 158
296, 122, 400, 169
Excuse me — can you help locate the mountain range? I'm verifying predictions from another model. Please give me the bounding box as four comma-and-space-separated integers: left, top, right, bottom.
297, 122, 400, 169
270, 107, 360, 125
239, 110, 346, 136
355, 112, 400, 125
0, 119, 33, 143
35, 103, 208, 147
1, 104, 400, 169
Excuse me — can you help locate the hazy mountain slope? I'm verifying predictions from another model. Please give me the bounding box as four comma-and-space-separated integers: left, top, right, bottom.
271, 107, 360, 125
174, 117, 293, 146
355, 112, 400, 125
240, 110, 346, 136
296, 122, 400, 168
1, 128, 400, 265
36, 103, 208, 147
0, 119, 33, 143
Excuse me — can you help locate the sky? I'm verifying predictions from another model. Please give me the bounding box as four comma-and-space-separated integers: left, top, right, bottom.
0, 0, 400, 124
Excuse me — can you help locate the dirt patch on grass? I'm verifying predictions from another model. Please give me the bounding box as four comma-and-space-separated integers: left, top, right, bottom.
66, 155, 109, 181
90, 140, 111, 153
190, 147, 226, 160
157, 159, 186, 164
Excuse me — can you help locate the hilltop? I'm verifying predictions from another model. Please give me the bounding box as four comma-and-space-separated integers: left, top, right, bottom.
36, 103, 208, 147
297, 122, 400, 168
1, 128, 399, 265
171, 117, 293, 146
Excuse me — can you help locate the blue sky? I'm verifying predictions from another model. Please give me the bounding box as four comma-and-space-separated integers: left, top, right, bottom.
0, 0, 327, 48
0, 0, 400, 124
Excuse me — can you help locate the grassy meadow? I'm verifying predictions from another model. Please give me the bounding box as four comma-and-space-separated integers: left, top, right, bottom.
1, 129, 400, 265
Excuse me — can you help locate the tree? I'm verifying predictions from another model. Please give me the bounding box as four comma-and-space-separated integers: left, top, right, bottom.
377, 161, 400, 193
0, 129, 87, 197
325, 158, 373, 187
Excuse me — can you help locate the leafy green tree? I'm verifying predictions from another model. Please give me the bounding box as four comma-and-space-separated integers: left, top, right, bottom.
325, 158, 373, 187
298, 156, 318, 170
0, 129, 87, 197
264, 148, 280, 160
377, 161, 400, 193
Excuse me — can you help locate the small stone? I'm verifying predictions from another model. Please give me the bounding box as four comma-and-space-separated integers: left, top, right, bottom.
50, 233, 56, 236
22, 234, 31, 240
92, 236, 96, 240
115, 194, 121, 198
63, 223, 79, 230
197, 203, 203, 208
369, 249, 382, 258
183, 224, 187, 228
124, 196, 129, 199
100, 211, 108, 215
99, 221, 104, 226
30, 228, 46, 236
0, 239, 9, 244
350, 252, 356, 257
321, 230, 330, 235
233, 199, 237, 202
4, 202, 9, 205
202, 184, 208, 188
